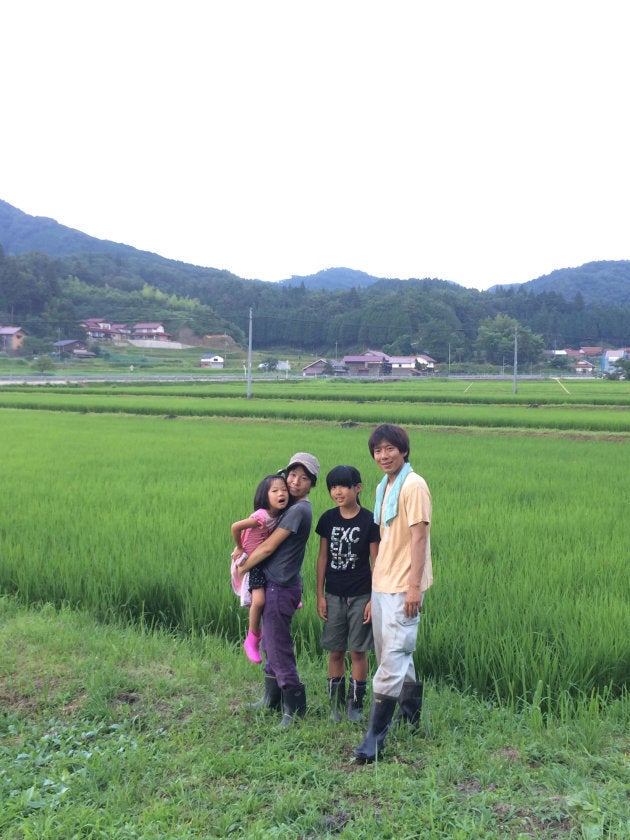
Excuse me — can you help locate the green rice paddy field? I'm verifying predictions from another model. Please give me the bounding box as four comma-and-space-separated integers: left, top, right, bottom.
1, 377, 628, 707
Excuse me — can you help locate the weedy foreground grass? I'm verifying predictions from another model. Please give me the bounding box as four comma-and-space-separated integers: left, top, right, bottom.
1, 599, 628, 839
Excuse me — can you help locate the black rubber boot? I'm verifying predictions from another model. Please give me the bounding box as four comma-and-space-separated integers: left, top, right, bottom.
396, 680, 423, 727
246, 675, 281, 711
352, 693, 398, 763
328, 677, 346, 723
346, 678, 367, 722
279, 683, 307, 727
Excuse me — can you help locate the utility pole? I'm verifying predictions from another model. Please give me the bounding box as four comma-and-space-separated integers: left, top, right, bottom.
513, 325, 518, 394
247, 307, 253, 399
448, 329, 464, 376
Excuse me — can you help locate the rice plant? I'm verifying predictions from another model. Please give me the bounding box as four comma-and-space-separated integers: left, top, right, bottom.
0, 402, 628, 707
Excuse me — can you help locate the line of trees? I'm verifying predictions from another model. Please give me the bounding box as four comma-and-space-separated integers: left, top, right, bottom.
1, 245, 629, 363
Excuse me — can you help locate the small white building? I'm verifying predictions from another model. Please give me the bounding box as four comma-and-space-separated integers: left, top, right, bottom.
575, 359, 596, 375
389, 354, 436, 373
200, 354, 225, 368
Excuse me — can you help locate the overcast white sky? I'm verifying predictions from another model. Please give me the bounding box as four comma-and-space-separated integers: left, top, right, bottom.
2, 1, 629, 289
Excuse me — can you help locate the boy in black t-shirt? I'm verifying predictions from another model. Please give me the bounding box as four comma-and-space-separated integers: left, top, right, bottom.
316, 465, 380, 723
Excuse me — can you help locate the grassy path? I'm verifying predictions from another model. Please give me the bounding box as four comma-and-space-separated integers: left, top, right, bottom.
1, 599, 628, 839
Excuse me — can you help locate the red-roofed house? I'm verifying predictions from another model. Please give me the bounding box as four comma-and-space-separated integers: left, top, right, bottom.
81, 319, 130, 341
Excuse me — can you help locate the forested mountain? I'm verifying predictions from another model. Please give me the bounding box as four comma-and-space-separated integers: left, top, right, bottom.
500, 260, 630, 306
0, 198, 171, 262
1, 198, 629, 360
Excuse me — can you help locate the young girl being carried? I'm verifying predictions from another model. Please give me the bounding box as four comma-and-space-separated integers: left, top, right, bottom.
231, 473, 291, 663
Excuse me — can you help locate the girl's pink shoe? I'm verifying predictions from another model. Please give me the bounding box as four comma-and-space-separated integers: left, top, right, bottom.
297, 601, 303, 609
243, 629, 262, 664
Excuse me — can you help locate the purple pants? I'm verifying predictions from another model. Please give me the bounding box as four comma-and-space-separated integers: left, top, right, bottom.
262, 580, 302, 688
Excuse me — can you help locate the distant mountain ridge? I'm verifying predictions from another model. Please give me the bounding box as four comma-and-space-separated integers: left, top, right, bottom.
278, 267, 464, 293
2, 198, 630, 304
491, 260, 630, 305
279, 267, 384, 290
0, 198, 174, 264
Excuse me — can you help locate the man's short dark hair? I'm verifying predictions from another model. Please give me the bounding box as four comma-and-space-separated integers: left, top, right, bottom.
368, 424, 410, 461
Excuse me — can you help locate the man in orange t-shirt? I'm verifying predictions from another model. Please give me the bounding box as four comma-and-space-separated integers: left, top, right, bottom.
353, 424, 432, 763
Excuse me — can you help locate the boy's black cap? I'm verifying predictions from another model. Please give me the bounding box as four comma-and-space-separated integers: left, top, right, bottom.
326, 465, 362, 490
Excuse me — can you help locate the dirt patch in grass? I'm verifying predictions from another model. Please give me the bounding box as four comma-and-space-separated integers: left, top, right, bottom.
0, 676, 46, 715
491, 801, 574, 837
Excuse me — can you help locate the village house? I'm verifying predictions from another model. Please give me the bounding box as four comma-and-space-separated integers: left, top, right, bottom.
302, 359, 327, 376
302, 359, 347, 377
53, 339, 92, 357
574, 359, 596, 375
388, 354, 436, 374
132, 322, 171, 341
81, 319, 131, 341
546, 346, 628, 376
602, 348, 629, 375
342, 352, 388, 376
199, 354, 224, 368
546, 348, 583, 366
0, 326, 26, 353
82, 319, 172, 342
342, 350, 436, 376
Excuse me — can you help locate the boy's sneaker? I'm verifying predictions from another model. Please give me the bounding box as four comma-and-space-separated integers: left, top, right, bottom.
244, 629, 262, 664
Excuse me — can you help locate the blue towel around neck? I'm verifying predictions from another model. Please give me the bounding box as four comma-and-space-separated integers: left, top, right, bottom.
373, 462, 413, 526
